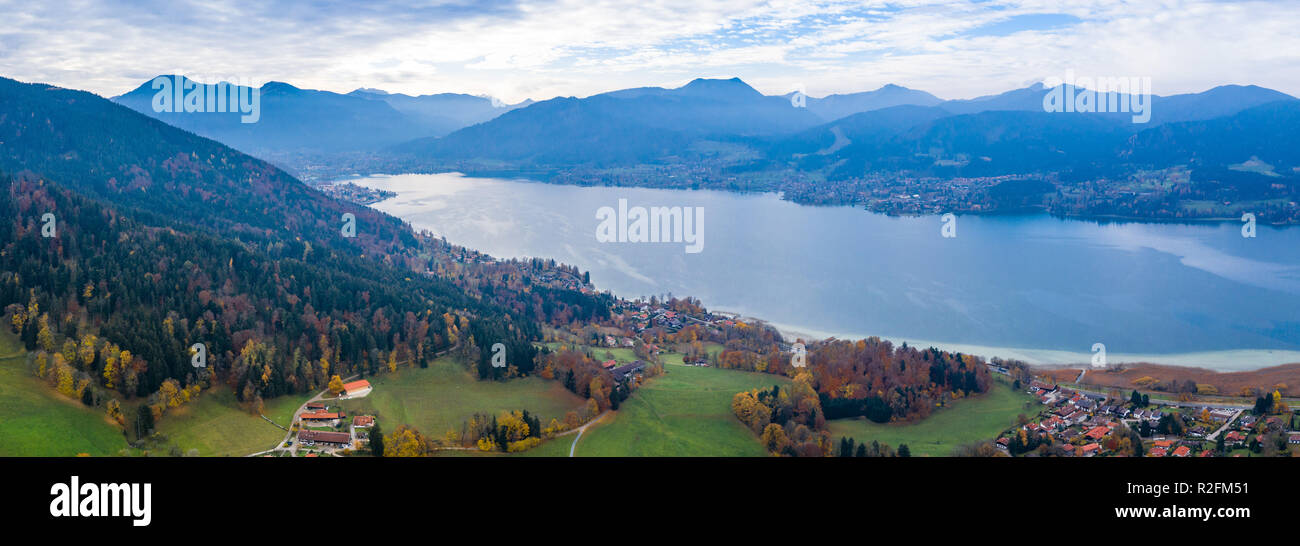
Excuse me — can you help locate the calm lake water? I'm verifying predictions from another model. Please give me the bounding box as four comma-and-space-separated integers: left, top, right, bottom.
348, 173, 1300, 370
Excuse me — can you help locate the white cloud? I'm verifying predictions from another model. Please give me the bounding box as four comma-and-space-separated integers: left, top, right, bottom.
0, 0, 1296, 103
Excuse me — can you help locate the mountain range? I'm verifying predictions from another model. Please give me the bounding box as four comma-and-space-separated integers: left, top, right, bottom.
388, 77, 1299, 181
112, 76, 528, 155
104, 74, 1300, 185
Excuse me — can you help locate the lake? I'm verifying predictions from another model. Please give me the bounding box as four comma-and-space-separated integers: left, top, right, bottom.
347, 172, 1300, 371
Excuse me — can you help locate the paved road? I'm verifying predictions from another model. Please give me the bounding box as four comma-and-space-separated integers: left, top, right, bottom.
1206, 409, 1244, 441
1064, 384, 1254, 411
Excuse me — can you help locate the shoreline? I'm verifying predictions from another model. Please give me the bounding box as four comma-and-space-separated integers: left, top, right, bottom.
350, 174, 1300, 373
346, 170, 1299, 226
760, 319, 1300, 373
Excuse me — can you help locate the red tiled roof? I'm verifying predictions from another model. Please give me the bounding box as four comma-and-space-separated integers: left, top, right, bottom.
353, 416, 374, 427
342, 379, 371, 393
1172, 446, 1191, 457
1085, 426, 1109, 440
302, 411, 340, 420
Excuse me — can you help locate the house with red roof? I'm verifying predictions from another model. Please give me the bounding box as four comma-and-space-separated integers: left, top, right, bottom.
1085, 426, 1109, 441
341, 379, 371, 397
302, 410, 342, 421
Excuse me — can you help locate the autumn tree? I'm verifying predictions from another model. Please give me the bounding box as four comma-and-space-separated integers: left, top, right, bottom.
384, 424, 432, 457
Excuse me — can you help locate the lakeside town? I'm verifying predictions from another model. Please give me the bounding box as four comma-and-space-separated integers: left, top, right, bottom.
994, 377, 1299, 457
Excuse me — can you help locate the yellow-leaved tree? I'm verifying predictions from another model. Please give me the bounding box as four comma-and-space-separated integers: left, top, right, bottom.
384, 425, 431, 457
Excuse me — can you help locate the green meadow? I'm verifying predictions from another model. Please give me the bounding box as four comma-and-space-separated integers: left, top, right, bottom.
0, 331, 126, 456
154, 387, 312, 456
826, 380, 1036, 457
337, 355, 586, 439
573, 360, 790, 457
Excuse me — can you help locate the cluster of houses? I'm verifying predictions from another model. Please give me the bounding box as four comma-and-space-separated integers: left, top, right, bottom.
535, 269, 589, 293
603, 335, 636, 348
627, 305, 686, 333
622, 302, 740, 335
996, 381, 1298, 457
294, 400, 377, 454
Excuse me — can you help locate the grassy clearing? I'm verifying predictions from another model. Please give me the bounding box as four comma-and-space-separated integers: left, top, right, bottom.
541, 342, 637, 364
337, 356, 586, 439
0, 331, 125, 456
155, 387, 311, 456
574, 360, 790, 456
826, 380, 1037, 457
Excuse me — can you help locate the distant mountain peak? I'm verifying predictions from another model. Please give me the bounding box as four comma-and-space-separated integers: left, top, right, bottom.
673, 77, 763, 101
261, 81, 300, 92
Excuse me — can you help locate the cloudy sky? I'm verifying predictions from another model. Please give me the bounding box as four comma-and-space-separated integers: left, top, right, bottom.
1, 0, 1297, 103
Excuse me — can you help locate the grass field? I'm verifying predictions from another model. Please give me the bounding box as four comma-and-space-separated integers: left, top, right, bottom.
542, 342, 637, 364
337, 356, 586, 439
155, 387, 312, 456
573, 360, 790, 456
826, 380, 1036, 457
541, 341, 725, 367
0, 331, 126, 456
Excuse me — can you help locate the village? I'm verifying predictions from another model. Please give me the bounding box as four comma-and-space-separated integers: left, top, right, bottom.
257, 378, 379, 457
995, 380, 1300, 457
618, 299, 740, 337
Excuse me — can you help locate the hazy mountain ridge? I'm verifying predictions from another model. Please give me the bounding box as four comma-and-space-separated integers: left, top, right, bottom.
112, 76, 526, 155
388, 76, 1298, 177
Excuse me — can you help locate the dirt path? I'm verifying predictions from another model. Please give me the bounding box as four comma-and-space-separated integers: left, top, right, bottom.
564, 411, 609, 457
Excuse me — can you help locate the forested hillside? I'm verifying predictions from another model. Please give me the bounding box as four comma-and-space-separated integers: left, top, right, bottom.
0, 77, 611, 426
